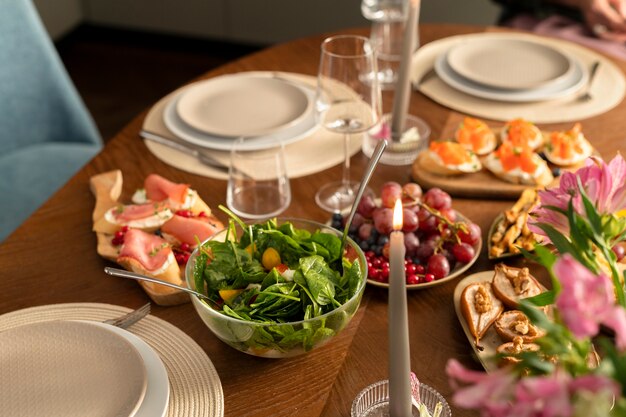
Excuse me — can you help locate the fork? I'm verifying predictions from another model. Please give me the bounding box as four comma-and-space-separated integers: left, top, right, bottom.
102, 303, 151, 329
577, 61, 600, 102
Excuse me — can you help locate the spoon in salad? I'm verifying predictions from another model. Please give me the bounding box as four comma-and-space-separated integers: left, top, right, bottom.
104, 267, 213, 301
338, 139, 388, 269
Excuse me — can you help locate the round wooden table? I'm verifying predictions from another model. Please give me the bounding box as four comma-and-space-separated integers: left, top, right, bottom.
1, 24, 625, 417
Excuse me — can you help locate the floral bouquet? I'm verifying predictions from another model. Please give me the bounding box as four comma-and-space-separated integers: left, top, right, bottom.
447, 155, 626, 417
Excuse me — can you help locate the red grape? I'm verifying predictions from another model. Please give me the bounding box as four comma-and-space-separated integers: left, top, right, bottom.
452, 242, 475, 263
613, 242, 626, 262
416, 240, 436, 261
427, 254, 450, 279
357, 194, 377, 219
373, 208, 394, 234
380, 181, 402, 208
404, 232, 420, 257
423, 188, 452, 210
458, 222, 481, 245
358, 223, 374, 241
402, 208, 419, 233
402, 182, 422, 204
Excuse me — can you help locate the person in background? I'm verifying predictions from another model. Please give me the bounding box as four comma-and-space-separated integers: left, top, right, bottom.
493, 0, 626, 58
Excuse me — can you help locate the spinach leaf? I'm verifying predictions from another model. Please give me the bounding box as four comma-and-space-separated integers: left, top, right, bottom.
300, 255, 337, 306
310, 231, 342, 262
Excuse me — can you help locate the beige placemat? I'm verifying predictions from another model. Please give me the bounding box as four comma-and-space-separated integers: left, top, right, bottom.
143, 72, 362, 180
0, 303, 224, 417
411, 32, 625, 123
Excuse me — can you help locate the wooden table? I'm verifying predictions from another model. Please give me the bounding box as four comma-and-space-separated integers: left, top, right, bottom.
2, 24, 625, 417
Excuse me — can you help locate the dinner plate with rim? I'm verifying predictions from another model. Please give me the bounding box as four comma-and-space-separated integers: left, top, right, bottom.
445, 38, 575, 91
87, 321, 170, 417
176, 74, 312, 137
164, 90, 319, 151
434, 52, 588, 103
366, 211, 482, 290
0, 320, 147, 417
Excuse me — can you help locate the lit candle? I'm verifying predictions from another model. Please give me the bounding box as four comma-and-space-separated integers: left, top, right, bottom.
388, 198, 412, 417
391, 0, 420, 141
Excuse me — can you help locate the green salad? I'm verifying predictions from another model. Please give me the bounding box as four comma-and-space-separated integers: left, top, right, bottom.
191, 212, 365, 355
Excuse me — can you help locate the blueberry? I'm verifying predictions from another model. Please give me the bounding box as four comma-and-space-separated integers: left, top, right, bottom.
552, 167, 561, 177
378, 235, 390, 245
359, 241, 370, 251
332, 212, 343, 222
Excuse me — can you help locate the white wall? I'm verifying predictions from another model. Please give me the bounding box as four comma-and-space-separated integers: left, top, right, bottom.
35, 0, 502, 43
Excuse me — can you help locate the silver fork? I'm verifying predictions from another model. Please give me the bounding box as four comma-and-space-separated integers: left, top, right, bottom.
577, 61, 600, 102
103, 303, 151, 329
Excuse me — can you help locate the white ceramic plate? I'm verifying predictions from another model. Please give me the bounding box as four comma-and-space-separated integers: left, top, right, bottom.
366, 211, 482, 290
176, 74, 312, 137
164, 89, 319, 151
435, 52, 588, 103
446, 38, 574, 91
87, 322, 170, 417
0, 320, 147, 417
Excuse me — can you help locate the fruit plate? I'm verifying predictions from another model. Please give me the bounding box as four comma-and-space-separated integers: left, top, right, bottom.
367, 211, 482, 290
453, 271, 549, 372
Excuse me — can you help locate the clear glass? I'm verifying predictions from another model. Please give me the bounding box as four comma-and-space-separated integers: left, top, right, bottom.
369, 20, 419, 90
315, 35, 382, 213
362, 113, 430, 165
351, 380, 452, 417
361, 0, 406, 21
226, 137, 290, 220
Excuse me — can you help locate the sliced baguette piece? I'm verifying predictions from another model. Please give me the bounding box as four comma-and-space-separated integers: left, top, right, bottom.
492, 264, 543, 309
460, 282, 504, 350
494, 310, 546, 342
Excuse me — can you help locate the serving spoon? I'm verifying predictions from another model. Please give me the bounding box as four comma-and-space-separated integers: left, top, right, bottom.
104, 266, 212, 301
338, 139, 387, 268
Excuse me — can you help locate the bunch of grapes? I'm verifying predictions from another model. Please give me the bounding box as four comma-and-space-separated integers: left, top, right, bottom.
331, 182, 481, 285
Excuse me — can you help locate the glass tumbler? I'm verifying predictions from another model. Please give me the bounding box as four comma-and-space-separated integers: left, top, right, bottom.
226, 138, 291, 220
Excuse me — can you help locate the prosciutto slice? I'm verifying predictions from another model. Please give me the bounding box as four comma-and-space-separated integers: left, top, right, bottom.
118, 229, 172, 272
114, 202, 170, 222
161, 214, 223, 245
144, 174, 189, 205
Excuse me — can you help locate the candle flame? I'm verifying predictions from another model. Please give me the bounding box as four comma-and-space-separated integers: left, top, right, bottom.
393, 198, 403, 231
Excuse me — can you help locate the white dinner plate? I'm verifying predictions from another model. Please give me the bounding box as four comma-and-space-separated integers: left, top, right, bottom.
164, 88, 319, 151
87, 322, 170, 417
434, 52, 587, 102
176, 74, 312, 137
446, 38, 574, 91
0, 320, 147, 417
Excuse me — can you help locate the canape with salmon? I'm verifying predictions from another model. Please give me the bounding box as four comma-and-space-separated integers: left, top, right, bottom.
484, 141, 553, 186
544, 123, 593, 166
454, 117, 497, 156
420, 141, 482, 175
500, 118, 544, 151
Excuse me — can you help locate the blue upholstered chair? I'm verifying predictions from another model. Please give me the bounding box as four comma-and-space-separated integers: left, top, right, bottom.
0, 0, 102, 241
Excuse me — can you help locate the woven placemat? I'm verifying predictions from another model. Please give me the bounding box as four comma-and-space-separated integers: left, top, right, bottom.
411, 31, 625, 123
0, 303, 223, 417
143, 71, 362, 180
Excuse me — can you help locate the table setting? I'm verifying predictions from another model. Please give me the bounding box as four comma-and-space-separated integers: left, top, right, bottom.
4, 0, 626, 415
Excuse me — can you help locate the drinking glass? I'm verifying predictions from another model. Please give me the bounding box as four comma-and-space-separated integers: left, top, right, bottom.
315, 35, 382, 213
226, 138, 290, 219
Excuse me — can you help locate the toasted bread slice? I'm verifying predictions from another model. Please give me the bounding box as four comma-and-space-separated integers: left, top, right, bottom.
492, 264, 543, 309
460, 282, 504, 349
494, 310, 546, 342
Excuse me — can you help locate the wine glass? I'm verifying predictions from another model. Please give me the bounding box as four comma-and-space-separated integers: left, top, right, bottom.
315, 35, 382, 213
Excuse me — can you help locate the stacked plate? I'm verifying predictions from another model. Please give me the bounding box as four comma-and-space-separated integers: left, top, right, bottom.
434, 37, 589, 102
164, 72, 318, 151
0, 320, 169, 417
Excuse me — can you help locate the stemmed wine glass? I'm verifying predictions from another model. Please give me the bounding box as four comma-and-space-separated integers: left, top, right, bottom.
314, 35, 382, 213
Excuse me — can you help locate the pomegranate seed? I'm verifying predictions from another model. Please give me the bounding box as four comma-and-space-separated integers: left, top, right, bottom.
415, 264, 425, 274
423, 273, 435, 283
381, 261, 390, 270
406, 274, 420, 285
179, 242, 191, 252
198, 211, 207, 217
381, 265, 390, 279
120, 225, 129, 233
114, 230, 125, 239
368, 267, 379, 280
366, 250, 376, 259
111, 236, 124, 246
406, 264, 417, 274
372, 257, 382, 268
175, 210, 193, 218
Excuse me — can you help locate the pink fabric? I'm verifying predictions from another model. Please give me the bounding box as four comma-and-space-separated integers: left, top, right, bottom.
506, 14, 626, 61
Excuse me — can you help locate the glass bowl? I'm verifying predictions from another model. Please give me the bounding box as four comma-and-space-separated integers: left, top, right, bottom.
351, 379, 452, 417
185, 218, 368, 358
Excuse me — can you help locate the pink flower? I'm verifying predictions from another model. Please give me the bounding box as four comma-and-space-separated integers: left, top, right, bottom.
554, 254, 626, 349
446, 359, 516, 416
530, 154, 626, 239
511, 372, 572, 417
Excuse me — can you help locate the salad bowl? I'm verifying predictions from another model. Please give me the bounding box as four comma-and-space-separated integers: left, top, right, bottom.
185, 217, 368, 358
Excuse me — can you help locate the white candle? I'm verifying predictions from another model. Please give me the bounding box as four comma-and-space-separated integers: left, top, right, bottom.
388, 198, 412, 417
391, 0, 420, 140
